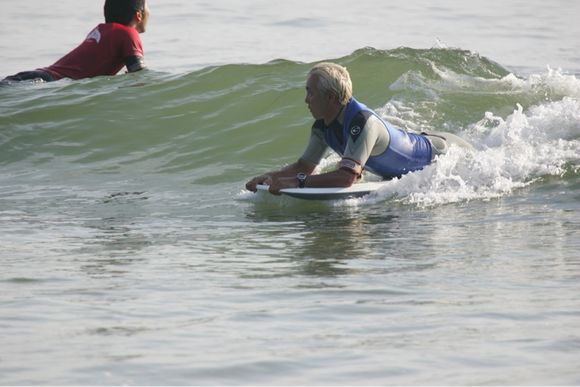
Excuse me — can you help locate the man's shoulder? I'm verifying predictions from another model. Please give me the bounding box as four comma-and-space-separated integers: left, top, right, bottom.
99, 23, 140, 38
350, 110, 374, 128
99, 23, 143, 58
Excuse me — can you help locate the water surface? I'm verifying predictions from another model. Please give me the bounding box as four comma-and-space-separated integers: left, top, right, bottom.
1, 1, 579, 385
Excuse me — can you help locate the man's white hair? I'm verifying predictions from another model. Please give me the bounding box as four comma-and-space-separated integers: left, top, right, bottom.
308, 62, 353, 105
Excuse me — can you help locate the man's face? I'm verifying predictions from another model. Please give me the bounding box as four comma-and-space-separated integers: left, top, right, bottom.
136, 1, 150, 33
305, 74, 332, 120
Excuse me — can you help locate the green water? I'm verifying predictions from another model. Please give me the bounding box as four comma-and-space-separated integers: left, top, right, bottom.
0, 48, 549, 171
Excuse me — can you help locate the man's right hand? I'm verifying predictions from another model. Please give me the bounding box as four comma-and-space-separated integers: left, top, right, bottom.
245, 174, 272, 192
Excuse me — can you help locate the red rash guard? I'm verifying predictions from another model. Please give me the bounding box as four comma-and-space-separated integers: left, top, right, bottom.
42, 23, 144, 80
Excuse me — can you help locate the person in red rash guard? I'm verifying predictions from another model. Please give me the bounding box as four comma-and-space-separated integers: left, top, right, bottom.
3, 0, 150, 83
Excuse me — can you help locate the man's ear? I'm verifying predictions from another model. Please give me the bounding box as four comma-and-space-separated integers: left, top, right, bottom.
135, 10, 144, 23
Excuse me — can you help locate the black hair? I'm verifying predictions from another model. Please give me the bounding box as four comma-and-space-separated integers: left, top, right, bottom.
104, 0, 146, 25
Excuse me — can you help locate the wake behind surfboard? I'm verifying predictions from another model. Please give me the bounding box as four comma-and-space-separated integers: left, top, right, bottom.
256, 182, 385, 200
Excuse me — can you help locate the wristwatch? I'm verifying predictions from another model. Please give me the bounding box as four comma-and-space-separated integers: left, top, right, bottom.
296, 173, 307, 188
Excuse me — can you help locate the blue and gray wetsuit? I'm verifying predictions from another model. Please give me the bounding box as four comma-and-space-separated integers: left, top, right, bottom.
301, 98, 428, 178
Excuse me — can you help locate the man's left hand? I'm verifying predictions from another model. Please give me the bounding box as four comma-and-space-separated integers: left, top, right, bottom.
268, 176, 298, 195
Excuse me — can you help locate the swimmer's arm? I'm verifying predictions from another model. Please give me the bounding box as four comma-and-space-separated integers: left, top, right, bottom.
125, 55, 146, 72
267, 159, 360, 194
245, 158, 317, 192
302, 158, 361, 188
300, 169, 357, 188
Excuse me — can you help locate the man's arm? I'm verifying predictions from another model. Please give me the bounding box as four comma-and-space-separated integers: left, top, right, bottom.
267, 160, 359, 194
125, 55, 146, 73
300, 161, 360, 188
269, 114, 386, 193
246, 123, 327, 193
245, 158, 316, 192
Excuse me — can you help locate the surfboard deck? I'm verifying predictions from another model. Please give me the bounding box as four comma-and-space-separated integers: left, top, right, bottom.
256, 182, 385, 200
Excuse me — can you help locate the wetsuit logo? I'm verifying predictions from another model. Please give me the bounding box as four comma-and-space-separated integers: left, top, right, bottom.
350, 125, 363, 142
86, 28, 101, 44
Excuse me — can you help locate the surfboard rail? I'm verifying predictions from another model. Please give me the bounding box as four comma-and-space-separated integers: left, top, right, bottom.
256, 182, 385, 200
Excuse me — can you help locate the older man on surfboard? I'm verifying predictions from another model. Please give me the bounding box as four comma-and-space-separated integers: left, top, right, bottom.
246, 62, 473, 195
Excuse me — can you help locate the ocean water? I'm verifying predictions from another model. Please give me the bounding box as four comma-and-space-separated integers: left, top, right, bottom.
1, 1, 579, 385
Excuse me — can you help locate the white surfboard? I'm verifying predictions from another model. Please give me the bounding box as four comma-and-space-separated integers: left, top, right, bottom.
256, 182, 385, 200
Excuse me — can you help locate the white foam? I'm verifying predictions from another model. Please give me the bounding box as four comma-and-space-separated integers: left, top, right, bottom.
428, 65, 580, 98
357, 70, 580, 207
502, 66, 580, 99
400, 104, 574, 206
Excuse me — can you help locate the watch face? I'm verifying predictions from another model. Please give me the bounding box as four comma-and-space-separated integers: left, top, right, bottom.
296, 173, 307, 188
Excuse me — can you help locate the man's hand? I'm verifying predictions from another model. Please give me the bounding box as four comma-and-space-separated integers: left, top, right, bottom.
245, 159, 316, 193
268, 176, 299, 195
245, 174, 272, 192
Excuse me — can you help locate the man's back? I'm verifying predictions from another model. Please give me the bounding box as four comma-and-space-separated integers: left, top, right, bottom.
43, 23, 144, 81
2, 0, 149, 83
